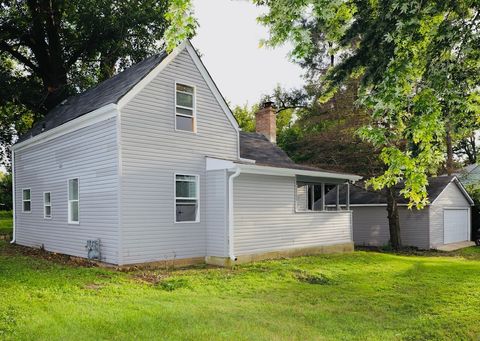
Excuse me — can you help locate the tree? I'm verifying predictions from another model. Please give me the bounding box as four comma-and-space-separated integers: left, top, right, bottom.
252, 0, 480, 249
0, 172, 12, 211
0, 0, 197, 167
455, 133, 478, 165
274, 79, 384, 176
164, 0, 197, 53
232, 103, 257, 132
232, 99, 296, 140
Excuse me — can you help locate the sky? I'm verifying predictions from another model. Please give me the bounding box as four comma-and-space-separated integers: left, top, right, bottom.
191, 0, 304, 107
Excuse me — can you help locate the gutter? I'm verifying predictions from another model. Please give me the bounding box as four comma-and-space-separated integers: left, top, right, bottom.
11, 149, 15, 244
235, 163, 361, 182
227, 167, 241, 261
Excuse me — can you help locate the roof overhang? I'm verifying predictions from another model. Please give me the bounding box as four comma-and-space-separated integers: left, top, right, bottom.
348, 176, 475, 207
206, 157, 362, 182
13, 103, 118, 152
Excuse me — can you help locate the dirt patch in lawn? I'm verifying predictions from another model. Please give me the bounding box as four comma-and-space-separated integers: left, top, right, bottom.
132, 271, 171, 285
130, 271, 190, 291
82, 283, 105, 291
0, 242, 99, 267
293, 269, 334, 285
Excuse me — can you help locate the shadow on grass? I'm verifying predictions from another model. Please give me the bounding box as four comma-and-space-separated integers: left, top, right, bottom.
356, 244, 480, 260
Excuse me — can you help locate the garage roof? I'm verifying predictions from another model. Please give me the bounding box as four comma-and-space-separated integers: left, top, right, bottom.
327, 176, 474, 206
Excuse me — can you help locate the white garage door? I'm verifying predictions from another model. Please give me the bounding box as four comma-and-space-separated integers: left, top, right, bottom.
444, 209, 469, 244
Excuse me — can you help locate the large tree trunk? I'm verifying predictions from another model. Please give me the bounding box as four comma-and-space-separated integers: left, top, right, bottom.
386, 187, 402, 249
27, 0, 69, 113
446, 123, 454, 175
466, 134, 477, 164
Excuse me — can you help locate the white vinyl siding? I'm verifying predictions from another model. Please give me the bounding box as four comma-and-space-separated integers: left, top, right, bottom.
43, 192, 52, 219
22, 189, 31, 213
68, 178, 79, 224
119, 48, 238, 264
233, 173, 352, 255
352, 206, 430, 249
175, 83, 196, 132
175, 174, 199, 223
14, 118, 120, 264
351, 207, 390, 246
206, 169, 228, 257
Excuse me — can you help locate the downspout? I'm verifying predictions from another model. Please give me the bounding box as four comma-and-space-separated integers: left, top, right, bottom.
228, 167, 241, 261
10, 149, 15, 244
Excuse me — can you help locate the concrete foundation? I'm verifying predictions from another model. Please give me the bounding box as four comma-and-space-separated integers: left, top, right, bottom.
205, 242, 354, 267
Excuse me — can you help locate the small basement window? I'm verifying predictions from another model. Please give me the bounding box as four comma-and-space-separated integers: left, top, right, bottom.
44, 192, 52, 219
22, 189, 31, 213
175, 174, 199, 222
296, 181, 350, 212
68, 178, 79, 224
175, 83, 195, 132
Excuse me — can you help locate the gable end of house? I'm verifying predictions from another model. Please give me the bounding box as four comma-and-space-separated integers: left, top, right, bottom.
14, 40, 239, 153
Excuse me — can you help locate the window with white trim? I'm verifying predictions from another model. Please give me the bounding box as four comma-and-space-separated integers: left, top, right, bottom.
22, 189, 31, 213
175, 174, 199, 222
44, 192, 52, 219
175, 83, 195, 132
68, 178, 79, 224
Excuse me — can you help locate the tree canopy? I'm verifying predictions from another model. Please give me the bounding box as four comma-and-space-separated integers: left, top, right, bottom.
0, 172, 12, 210
0, 0, 196, 167
255, 0, 480, 209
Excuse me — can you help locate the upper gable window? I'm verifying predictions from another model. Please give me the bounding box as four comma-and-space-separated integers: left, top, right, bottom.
175, 83, 196, 132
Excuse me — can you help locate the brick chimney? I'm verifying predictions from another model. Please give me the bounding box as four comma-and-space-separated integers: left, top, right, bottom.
255, 101, 276, 144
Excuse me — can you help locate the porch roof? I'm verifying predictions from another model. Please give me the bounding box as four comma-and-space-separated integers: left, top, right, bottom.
206, 157, 362, 182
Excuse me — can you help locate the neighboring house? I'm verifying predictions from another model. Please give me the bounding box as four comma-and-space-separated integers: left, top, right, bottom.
456, 163, 480, 187
329, 176, 474, 249
12, 40, 360, 266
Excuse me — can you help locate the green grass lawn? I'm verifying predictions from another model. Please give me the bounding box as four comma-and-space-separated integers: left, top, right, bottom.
0, 211, 12, 235
1, 242, 480, 340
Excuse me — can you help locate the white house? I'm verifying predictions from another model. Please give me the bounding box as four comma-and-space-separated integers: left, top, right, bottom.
12, 40, 360, 266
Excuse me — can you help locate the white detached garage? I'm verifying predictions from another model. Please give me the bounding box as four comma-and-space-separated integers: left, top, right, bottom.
346, 176, 474, 249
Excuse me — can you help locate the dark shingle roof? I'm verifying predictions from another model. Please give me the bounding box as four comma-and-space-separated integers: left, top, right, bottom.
239, 131, 294, 166
456, 164, 480, 186
19, 51, 168, 143
325, 176, 464, 205
239, 131, 361, 177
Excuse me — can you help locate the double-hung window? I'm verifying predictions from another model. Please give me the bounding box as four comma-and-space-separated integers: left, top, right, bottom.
44, 192, 52, 219
175, 83, 195, 132
68, 178, 79, 224
22, 189, 31, 213
175, 174, 199, 222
